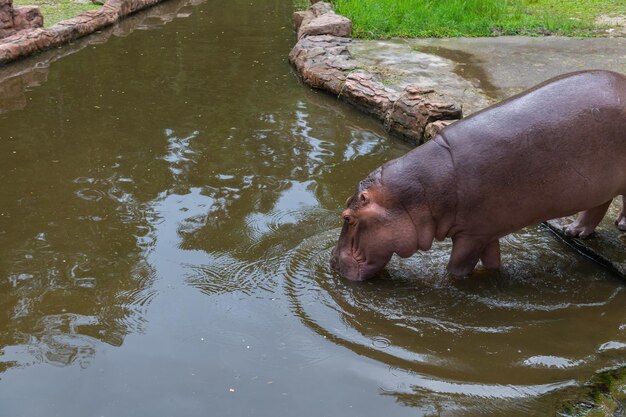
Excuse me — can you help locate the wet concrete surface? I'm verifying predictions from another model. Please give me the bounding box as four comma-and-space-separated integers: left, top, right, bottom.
349, 39, 495, 116
350, 36, 626, 114
350, 36, 626, 280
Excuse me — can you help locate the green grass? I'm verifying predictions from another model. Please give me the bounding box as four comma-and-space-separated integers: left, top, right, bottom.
330, 0, 625, 37
13, 0, 100, 27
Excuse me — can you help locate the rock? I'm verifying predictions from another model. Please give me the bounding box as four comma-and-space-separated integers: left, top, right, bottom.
341, 70, 397, 120
309, 1, 333, 17
385, 86, 462, 144
293, 11, 306, 31
385, 86, 462, 145
12, 6, 43, 30
424, 119, 456, 141
295, 1, 334, 36
0, 0, 13, 30
289, 34, 356, 94
298, 12, 352, 39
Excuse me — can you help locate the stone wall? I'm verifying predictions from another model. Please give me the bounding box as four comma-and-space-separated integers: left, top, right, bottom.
0, 0, 172, 64
289, 1, 462, 145
0, 0, 42, 39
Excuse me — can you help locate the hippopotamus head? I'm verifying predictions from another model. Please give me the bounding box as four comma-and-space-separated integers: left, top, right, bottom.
330, 166, 424, 281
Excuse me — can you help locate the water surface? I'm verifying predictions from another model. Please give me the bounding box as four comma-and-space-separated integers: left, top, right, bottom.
0, 1, 624, 416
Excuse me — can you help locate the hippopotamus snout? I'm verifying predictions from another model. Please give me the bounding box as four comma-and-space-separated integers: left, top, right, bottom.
330, 245, 362, 281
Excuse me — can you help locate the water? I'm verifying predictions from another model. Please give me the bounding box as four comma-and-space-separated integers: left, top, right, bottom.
0, 1, 624, 416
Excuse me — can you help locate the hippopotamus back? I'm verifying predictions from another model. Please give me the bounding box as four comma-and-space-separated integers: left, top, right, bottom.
437, 70, 626, 238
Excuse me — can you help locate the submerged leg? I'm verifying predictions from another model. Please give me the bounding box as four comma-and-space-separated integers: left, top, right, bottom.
564, 200, 612, 238
616, 196, 626, 231
479, 239, 501, 269
447, 236, 483, 277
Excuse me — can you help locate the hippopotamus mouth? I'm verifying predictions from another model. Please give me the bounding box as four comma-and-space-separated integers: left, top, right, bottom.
330, 246, 359, 280
330, 245, 382, 281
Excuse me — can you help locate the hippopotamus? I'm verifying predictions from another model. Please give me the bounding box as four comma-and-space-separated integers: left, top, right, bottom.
330, 70, 626, 281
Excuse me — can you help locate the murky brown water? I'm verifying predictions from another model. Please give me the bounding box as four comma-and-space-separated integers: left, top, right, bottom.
0, 1, 624, 416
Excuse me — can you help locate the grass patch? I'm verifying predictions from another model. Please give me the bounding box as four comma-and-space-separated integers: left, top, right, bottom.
13, 0, 100, 27
330, 0, 624, 37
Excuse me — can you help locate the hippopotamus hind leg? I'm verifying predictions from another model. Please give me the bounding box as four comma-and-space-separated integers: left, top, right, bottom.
479, 240, 501, 269
447, 236, 487, 277
616, 196, 626, 231
564, 200, 612, 238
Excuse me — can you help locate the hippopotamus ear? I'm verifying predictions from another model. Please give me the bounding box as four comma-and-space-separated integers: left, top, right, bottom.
359, 191, 370, 206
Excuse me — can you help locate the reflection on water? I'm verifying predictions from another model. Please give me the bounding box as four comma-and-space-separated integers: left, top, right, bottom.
0, 0, 624, 415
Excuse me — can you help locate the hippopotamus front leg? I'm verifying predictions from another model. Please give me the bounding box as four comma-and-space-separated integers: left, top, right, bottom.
447, 237, 501, 276
480, 240, 501, 269
564, 200, 612, 238
616, 196, 626, 231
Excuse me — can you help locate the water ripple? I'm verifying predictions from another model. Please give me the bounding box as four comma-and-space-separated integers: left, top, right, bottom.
281, 226, 626, 408
187, 252, 280, 296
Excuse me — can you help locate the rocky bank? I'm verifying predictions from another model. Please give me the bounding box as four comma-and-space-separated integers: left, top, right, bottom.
289, 1, 463, 145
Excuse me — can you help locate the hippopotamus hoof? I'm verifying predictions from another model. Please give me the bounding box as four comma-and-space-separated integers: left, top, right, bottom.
563, 200, 613, 238
331, 70, 626, 280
